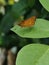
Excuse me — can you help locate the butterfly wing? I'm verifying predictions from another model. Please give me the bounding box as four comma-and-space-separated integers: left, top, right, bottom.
18, 16, 36, 27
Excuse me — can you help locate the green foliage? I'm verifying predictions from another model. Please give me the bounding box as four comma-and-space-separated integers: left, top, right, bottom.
19, 0, 35, 8
0, 0, 35, 35
39, 0, 49, 12
0, 0, 6, 5
0, 13, 14, 34
16, 44, 49, 65
0, 0, 49, 64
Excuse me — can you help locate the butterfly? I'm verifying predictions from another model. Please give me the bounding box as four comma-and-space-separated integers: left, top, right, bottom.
18, 16, 36, 27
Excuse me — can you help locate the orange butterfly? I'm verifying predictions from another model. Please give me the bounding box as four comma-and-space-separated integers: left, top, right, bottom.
18, 16, 36, 27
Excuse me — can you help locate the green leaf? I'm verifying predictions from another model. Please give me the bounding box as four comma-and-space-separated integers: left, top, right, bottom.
11, 2, 26, 19
39, 0, 49, 12
0, 13, 15, 34
16, 44, 49, 65
27, 0, 35, 8
11, 19, 49, 38
20, 0, 35, 8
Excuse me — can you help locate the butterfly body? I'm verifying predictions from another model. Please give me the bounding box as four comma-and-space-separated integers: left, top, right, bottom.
18, 16, 36, 27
